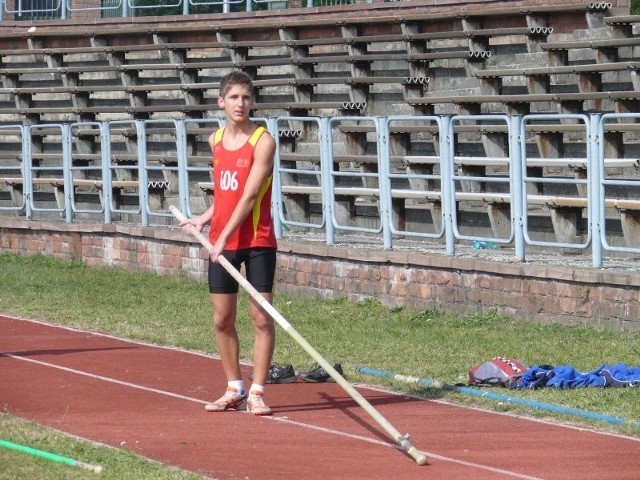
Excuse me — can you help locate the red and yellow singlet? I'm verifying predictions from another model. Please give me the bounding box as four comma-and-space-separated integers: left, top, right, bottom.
208, 126, 277, 251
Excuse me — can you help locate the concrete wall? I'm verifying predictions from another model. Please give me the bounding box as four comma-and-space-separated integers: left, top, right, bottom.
2, 218, 638, 331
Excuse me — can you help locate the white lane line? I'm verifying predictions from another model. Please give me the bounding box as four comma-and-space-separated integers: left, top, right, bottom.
269, 416, 543, 480
4, 353, 209, 404
1, 314, 222, 360
4, 353, 543, 480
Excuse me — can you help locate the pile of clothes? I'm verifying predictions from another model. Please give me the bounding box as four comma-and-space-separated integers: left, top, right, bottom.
512, 363, 640, 389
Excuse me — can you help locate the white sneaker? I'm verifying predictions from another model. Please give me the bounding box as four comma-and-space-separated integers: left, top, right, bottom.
246, 390, 272, 416
205, 387, 246, 412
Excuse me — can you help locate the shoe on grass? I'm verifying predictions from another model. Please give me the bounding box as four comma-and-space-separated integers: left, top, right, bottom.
248, 363, 297, 384
246, 390, 272, 416
205, 387, 246, 412
297, 363, 344, 383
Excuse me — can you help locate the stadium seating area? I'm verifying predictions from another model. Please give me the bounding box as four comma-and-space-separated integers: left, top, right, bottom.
1, 0, 640, 264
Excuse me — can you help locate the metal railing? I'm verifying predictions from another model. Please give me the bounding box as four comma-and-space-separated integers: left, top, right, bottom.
0, 125, 25, 214
596, 113, 640, 264
2, 114, 640, 268
4, 0, 63, 19
1, 0, 362, 19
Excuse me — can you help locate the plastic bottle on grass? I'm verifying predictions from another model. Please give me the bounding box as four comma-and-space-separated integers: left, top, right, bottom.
472, 240, 498, 250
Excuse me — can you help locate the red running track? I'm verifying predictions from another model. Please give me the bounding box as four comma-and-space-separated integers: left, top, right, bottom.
1, 314, 639, 480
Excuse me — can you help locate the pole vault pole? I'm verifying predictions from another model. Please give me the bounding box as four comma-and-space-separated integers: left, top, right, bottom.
169, 205, 428, 466
0, 439, 104, 474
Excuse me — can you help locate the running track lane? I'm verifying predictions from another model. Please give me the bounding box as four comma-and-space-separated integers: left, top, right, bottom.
1, 315, 639, 480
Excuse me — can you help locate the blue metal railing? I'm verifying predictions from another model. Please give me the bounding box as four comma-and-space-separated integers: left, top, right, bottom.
67, 122, 106, 219
597, 113, 640, 261
178, 118, 223, 218
4, 0, 64, 20
2, 114, 640, 268
1, 0, 356, 19
520, 114, 592, 252
26, 124, 70, 221
449, 115, 515, 250
328, 116, 384, 239
383, 115, 446, 247
274, 116, 327, 234
0, 125, 25, 214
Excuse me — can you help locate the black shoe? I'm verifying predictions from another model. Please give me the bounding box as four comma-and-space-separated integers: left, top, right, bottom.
249, 363, 297, 384
297, 363, 344, 383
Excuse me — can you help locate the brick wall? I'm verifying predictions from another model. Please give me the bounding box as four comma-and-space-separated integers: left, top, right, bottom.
1, 219, 639, 331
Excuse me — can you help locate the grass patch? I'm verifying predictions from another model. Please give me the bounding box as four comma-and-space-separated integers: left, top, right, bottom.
1, 252, 639, 476
0, 415, 201, 480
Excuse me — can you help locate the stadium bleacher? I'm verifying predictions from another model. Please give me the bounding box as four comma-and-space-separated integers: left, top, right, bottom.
1, 0, 640, 267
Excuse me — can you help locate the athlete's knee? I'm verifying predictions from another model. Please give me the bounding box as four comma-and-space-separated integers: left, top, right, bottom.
252, 313, 274, 332
213, 313, 236, 332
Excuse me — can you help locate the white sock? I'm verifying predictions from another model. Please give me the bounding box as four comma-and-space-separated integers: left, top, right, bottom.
249, 384, 265, 395
228, 380, 245, 396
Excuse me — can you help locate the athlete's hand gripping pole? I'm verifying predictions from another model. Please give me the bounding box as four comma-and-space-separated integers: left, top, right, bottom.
169, 205, 428, 466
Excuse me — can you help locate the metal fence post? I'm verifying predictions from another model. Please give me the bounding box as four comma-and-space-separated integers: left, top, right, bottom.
590, 113, 603, 268
175, 119, 190, 215
440, 117, 455, 255
376, 116, 392, 250
61, 123, 72, 223
136, 120, 150, 226
511, 115, 525, 261
320, 116, 335, 245
101, 121, 113, 224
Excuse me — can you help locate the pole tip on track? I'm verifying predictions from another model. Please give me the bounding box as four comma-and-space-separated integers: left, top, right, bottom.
406, 446, 428, 466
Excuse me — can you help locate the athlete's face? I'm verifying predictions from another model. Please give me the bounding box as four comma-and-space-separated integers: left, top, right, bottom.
218, 84, 253, 123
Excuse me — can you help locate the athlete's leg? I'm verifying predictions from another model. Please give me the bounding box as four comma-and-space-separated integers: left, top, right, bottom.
248, 292, 275, 386
208, 255, 243, 384
211, 292, 243, 382
245, 248, 277, 387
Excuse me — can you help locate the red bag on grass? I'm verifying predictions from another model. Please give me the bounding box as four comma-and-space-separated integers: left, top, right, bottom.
468, 356, 529, 387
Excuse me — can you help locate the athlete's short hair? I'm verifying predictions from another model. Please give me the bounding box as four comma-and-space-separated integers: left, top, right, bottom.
219, 70, 254, 99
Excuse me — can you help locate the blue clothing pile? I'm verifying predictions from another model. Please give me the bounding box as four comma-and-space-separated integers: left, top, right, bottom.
515, 363, 640, 389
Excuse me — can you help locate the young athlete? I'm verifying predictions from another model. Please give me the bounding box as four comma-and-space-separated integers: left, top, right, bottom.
179, 70, 277, 415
